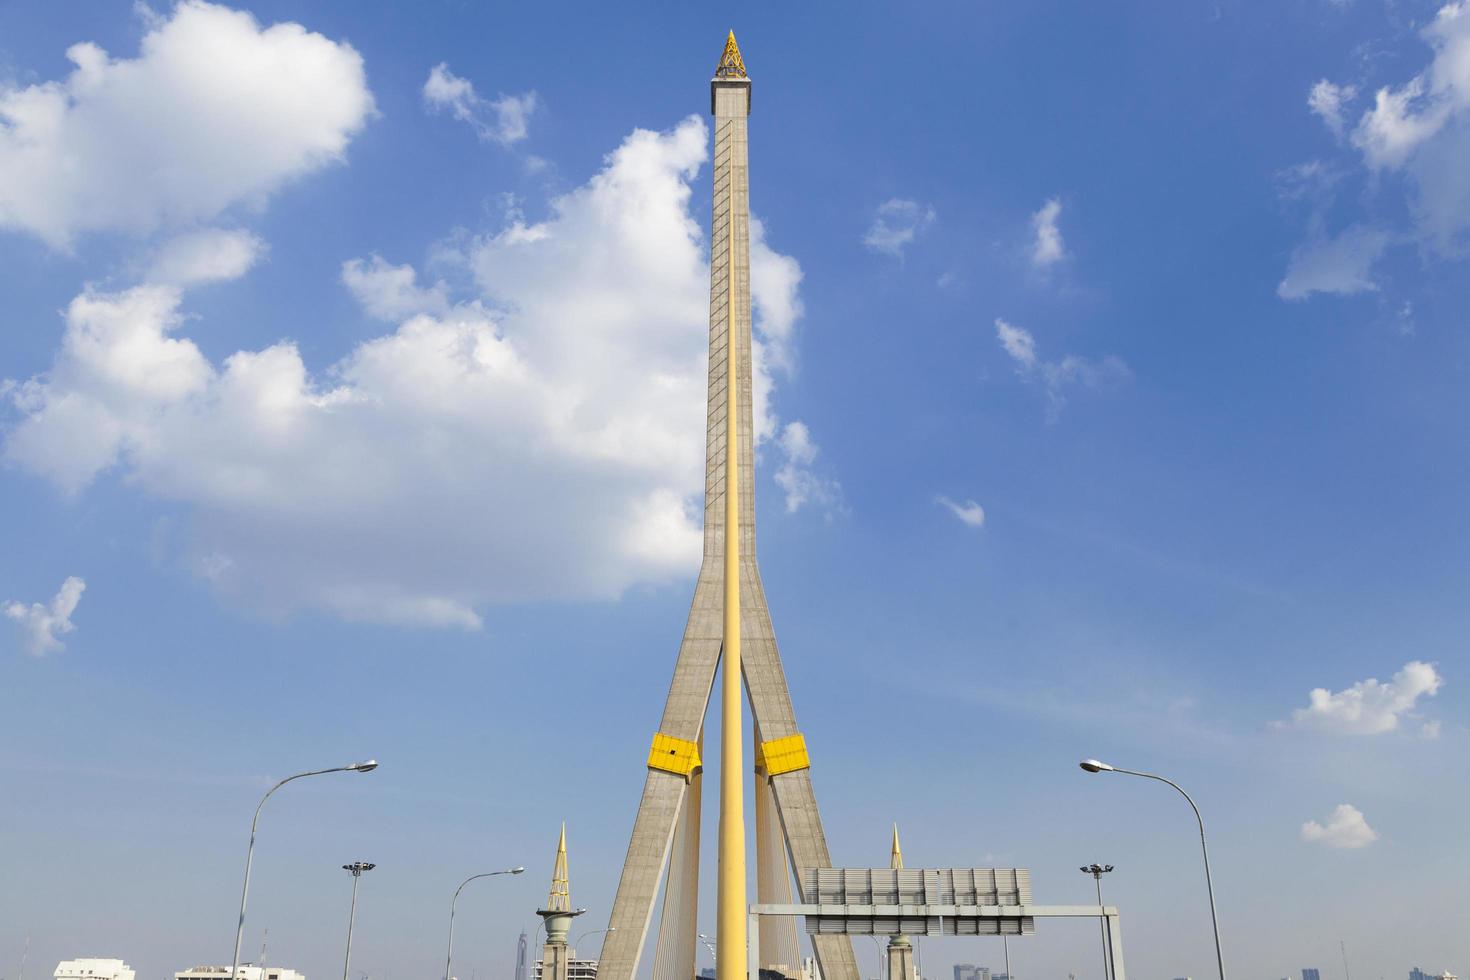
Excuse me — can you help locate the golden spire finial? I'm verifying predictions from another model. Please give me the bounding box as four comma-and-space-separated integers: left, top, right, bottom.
546, 821, 571, 912
715, 30, 747, 78
890, 824, 903, 870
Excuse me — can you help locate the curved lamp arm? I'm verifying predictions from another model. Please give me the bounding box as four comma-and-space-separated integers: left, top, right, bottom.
445, 868, 524, 980
231, 761, 378, 980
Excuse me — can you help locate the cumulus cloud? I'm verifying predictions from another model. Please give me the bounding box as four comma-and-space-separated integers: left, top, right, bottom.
147, 228, 265, 286
4, 577, 86, 656
1281, 5, 1470, 294
1301, 803, 1379, 849
993, 318, 1130, 418
4, 117, 815, 627
341, 255, 452, 321
773, 421, 841, 515
0, 1, 374, 249
864, 199, 935, 258
423, 63, 537, 146
1286, 660, 1443, 734
1350, 2, 1470, 246
1030, 198, 1065, 267
936, 495, 985, 528
1309, 80, 1359, 139
1277, 225, 1392, 299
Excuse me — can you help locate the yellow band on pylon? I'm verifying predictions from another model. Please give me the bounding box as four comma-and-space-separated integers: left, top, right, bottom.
648, 733, 703, 777
758, 733, 810, 777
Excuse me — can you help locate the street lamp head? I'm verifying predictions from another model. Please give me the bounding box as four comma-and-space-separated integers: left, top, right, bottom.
510, 867, 525, 874
343, 862, 376, 875
1079, 759, 1114, 773
351, 760, 379, 772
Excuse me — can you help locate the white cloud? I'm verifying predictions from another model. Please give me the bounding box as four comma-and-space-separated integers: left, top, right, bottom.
936, 495, 985, 528
993, 318, 1130, 418
863, 199, 935, 258
0, 1, 374, 249
1286, 660, 1443, 734
1309, 80, 1359, 139
1301, 803, 1378, 849
341, 254, 452, 321
1351, 2, 1470, 246
773, 421, 841, 515
995, 318, 1038, 369
4, 117, 814, 627
1281, 4, 1470, 292
1030, 198, 1065, 267
423, 63, 537, 146
4, 577, 86, 656
148, 228, 265, 286
1277, 225, 1392, 299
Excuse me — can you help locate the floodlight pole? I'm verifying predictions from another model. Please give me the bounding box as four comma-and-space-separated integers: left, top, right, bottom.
1080, 865, 1114, 980
342, 862, 376, 980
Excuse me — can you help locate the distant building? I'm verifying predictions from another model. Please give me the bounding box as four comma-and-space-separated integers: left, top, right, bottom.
1410, 970, 1457, 980
698, 971, 716, 980
953, 966, 989, 980
55, 960, 135, 980
1304, 968, 1321, 980
532, 961, 595, 980
176, 966, 304, 980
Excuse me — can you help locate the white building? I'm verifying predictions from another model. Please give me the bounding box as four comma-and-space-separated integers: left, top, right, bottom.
55, 960, 135, 980
176, 965, 305, 980
533, 959, 596, 980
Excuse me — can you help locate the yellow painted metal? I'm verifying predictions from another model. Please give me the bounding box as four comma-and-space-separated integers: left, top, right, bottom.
716, 31, 747, 78
716, 90, 748, 980
890, 824, 903, 870
758, 733, 810, 777
647, 733, 703, 777
547, 822, 571, 911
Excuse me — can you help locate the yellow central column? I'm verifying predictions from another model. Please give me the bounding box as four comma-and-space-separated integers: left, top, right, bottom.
716, 109, 747, 980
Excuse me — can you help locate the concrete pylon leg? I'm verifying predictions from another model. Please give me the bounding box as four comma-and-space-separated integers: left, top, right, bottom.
651, 748, 702, 980
755, 738, 799, 977
599, 573, 721, 980
743, 569, 860, 980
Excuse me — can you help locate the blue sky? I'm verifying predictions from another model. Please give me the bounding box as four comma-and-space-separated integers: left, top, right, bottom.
2, 3, 1467, 980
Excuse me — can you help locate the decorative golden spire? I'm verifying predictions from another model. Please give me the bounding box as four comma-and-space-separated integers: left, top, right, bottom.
890, 824, 903, 870
547, 822, 571, 912
715, 30, 747, 78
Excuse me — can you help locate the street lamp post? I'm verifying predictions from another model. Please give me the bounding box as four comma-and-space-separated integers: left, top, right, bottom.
1079, 864, 1114, 980
573, 929, 615, 956
342, 862, 377, 980
1079, 760, 1225, 980
230, 761, 378, 980
446, 869, 525, 980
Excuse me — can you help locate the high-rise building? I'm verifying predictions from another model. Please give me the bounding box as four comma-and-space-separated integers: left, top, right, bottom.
952, 966, 989, 980
1304, 967, 1321, 980
1410, 970, 1458, 980
54, 960, 134, 980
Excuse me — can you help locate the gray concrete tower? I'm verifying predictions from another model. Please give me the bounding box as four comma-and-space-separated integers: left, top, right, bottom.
595, 33, 859, 980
